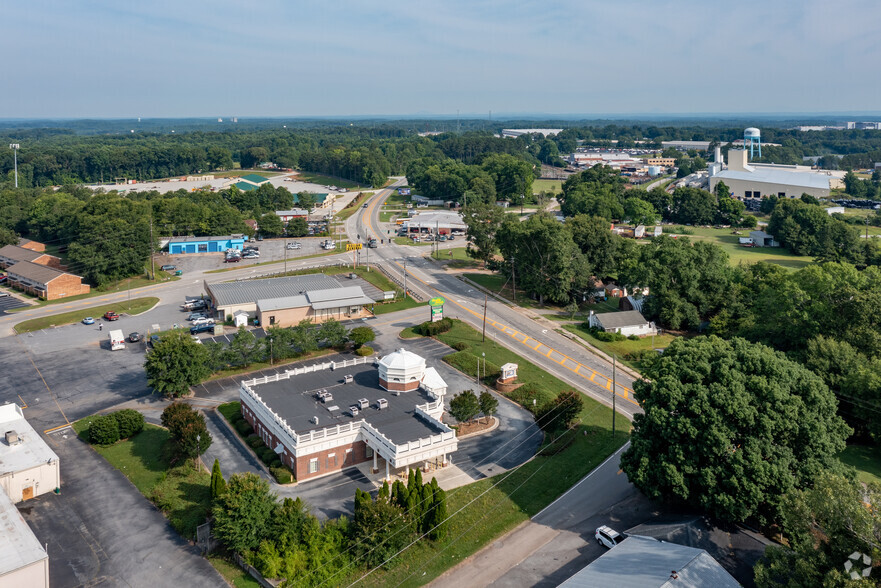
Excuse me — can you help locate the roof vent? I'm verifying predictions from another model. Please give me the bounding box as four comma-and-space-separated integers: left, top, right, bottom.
310, 416, 319, 425
5, 430, 20, 445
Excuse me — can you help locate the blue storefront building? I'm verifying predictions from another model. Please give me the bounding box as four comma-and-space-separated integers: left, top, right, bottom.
167, 235, 245, 255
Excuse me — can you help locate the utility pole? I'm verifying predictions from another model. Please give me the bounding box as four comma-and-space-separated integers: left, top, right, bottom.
402, 261, 408, 299
612, 355, 617, 438
510, 257, 516, 303
482, 292, 488, 342
366, 240, 369, 272
284, 238, 288, 274
149, 217, 155, 280
9, 144, 19, 188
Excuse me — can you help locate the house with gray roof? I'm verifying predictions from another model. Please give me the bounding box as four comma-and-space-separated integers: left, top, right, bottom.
588, 309, 656, 337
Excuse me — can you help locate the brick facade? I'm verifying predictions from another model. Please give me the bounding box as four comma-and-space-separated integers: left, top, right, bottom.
44, 274, 90, 300
242, 400, 373, 482
379, 377, 420, 392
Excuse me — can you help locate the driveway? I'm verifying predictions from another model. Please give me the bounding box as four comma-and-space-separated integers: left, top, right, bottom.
19, 428, 224, 588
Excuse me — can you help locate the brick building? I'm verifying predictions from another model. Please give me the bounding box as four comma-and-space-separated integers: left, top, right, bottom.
18, 239, 46, 253
6, 261, 90, 300
0, 244, 64, 270
239, 351, 457, 482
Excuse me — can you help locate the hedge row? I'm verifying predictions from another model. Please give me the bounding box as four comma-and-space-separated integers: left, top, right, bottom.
416, 317, 453, 336
507, 383, 555, 415
88, 409, 146, 445
222, 404, 295, 484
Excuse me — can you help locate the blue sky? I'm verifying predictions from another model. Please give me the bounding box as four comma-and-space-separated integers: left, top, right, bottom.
2, 0, 879, 118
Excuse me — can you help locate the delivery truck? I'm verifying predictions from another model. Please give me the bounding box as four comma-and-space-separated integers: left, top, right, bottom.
109, 329, 126, 351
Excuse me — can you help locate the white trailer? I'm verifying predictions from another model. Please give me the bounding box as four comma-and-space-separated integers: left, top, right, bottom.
109, 329, 126, 351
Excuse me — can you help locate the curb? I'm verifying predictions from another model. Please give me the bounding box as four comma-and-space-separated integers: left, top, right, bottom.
455, 416, 500, 440
554, 327, 644, 382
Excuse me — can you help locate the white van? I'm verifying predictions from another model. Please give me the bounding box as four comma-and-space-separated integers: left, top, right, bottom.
109, 330, 126, 351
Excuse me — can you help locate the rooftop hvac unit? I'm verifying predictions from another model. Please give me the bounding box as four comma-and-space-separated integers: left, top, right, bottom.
343, 375, 354, 384
310, 416, 319, 425
5, 430, 20, 445
376, 398, 388, 410
322, 393, 333, 403
349, 406, 359, 416
357, 398, 369, 409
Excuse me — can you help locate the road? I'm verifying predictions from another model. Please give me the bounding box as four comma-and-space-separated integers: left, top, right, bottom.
350, 180, 642, 420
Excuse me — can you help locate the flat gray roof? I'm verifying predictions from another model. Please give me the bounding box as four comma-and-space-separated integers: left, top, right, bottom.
715, 168, 830, 190
0, 403, 60, 476
252, 363, 444, 445
209, 274, 342, 307
558, 535, 740, 588
0, 488, 48, 576
307, 286, 374, 310
597, 310, 648, 329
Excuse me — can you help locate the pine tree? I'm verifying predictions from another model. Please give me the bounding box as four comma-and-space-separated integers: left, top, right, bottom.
210, 458, 226, 499
378, 480, 390, 502
420, 482, 434, 533
392, 480, 409, 510
430, 481, 448, 540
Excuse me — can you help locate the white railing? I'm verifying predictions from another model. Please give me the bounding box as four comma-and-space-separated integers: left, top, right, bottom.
295, 421, 360, 444
240, 385, 299, 448
242, 355, 370, 388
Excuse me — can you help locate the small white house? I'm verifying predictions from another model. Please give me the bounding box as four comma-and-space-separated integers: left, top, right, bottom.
749, 230, 780, 247
588, 310, 656, 337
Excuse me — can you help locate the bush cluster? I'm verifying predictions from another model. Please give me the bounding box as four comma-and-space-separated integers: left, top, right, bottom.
355, 345, 374, 357
223, 404, 294, 484
87, 409, 146, 445
416, 318, 453, 336
582, 325, 627, 342
443, 351, 501, 379
508, 383, 555, 415
270, 466, 293, 484
452, 341, 470, 351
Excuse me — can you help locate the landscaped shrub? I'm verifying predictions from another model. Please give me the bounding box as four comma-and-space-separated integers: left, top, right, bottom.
270, 466, 294, 484
581, 325, 627, 342
355, 345, 374, 357
269, 456, 282, 468
627, 334, 640, 341
417, 318, 453, 336
235, 420, 253, 436
112, 409, 145, 439
89, 414, 120, 445
248, 436, 264, 449
452, 341, 470, 351
230, 411, 244, 424
509, 383, 555, 415
443, 351, 501, 380
259, 447, 276, 463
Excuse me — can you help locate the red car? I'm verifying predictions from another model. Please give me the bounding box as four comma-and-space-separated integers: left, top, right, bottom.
103, 311, 120, 321
224, 257, 241, 263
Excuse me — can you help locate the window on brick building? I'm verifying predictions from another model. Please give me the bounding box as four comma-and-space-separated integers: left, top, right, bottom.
309, 458, 318, 473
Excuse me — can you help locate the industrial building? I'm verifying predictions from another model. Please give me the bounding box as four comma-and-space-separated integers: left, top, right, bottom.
558, 535, 739, 588
239, 349, 457, 482
0, 403, 59, 588
6, 261, 90, 300
501, 128, 563, 138
206, 273, 377, 322
167, 235, 246, 254
709, 148, 842, 199
0, 244, 64, 270
403, 211, 466, 235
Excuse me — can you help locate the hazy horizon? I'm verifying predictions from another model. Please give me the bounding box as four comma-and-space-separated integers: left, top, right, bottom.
3, 1, 879, 118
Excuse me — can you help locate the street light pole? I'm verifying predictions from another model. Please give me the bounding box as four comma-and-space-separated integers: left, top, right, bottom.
612, 355, 617, 438
9, 144, 19, 188
402, 261, 408, 299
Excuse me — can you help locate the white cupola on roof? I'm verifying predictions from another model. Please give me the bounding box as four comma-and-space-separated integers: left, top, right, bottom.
378, 348, 427, 392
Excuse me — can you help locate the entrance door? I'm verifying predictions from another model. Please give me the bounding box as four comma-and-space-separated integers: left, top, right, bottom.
22, 486, 34, 500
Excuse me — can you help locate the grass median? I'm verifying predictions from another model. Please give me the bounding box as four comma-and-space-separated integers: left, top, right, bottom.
14, 296, 160, 333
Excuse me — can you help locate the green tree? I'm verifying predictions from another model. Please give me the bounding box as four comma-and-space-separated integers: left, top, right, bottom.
229, 327, 259, 367
318, 319, 348, 348
286, 216, 308, 237
112, 409, 144, 439
754, 472, 881, 588
449, 390, 481, 423
160, 402, 212, 462
351, 488, 413, 568
258, 212, 284, 237
210, 458, 227, 500
621, 336, 850, 525
623, 197, 659, 226
145, 330, 212, 398
296, 191, 316, 213
478, 391, 498, 423
671, 187, 716, 225
349, 326, 375, 348
428, 479, 448, 540
290, 319, 318, 353
566, 214, 620, 279
481, 153, 536, 203
536, 389, 582, 433
713, 180, 731, 199
212, 473, 276, 553
88, 414, 120, 445
462, 201, 504, 266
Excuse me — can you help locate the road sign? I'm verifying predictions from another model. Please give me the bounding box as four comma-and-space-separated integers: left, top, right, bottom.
429, 296, 446, 307
346, 243, 363, 251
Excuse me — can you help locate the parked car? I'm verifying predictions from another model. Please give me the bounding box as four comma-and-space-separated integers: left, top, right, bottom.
149, 334, 161, 348
128, 332, 141, 343
595, 525, 624, 549
82, 317, 95, 325
192, 317, 215, 326
190, 335, 203, 344
224, 256, 241, 263
190, 323, 214, 335
103, 311, 120, 321
160, 264, 176, 271
256, 235, 264, 241
244, 252, 260, 259
0, 275, 7, 284
187, 312, 207, 321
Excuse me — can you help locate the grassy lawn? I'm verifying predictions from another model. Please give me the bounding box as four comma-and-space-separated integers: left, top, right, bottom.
372, 295, 423, 316
442, 247, 482, 269
670, 226, 814, 270
839, 444, 881, 485
207, 555, 262, 588
379, 210, 400, 223
563, 323, 677, 370
394, 236, 432, 247
532, 179, 562, 195
334, 192, 373, 221
463, 273, 555, 311
71, 420, 212, 539
14, 296, 160, 333
294, 171, 365, 190
208, 170, 281, 179
399, 326, 421, 338
347, 319, 630, 587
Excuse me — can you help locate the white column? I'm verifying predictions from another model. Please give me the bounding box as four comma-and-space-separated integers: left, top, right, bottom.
373, 450, 377, 470
385, 460, 390, 481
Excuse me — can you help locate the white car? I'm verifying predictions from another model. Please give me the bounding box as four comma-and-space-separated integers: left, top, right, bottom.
286, 242, 301, 250
192, 317, 215, 326
595, 525, 624, 549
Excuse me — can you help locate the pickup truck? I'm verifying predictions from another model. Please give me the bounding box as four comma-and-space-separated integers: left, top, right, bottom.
103, 311, 120, 321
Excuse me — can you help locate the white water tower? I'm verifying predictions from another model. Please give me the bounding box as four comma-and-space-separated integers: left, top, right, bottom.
744, 127, 761, 159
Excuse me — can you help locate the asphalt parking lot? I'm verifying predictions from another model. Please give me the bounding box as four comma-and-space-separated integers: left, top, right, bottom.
155, 236, 344, 274
0, 293, 29, 314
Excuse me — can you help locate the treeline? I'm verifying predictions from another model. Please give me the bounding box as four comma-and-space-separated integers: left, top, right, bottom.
209, 469, 448, 585
406, 153, 537, 203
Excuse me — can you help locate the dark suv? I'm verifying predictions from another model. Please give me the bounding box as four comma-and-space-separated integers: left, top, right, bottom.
190, 323, 214, 335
